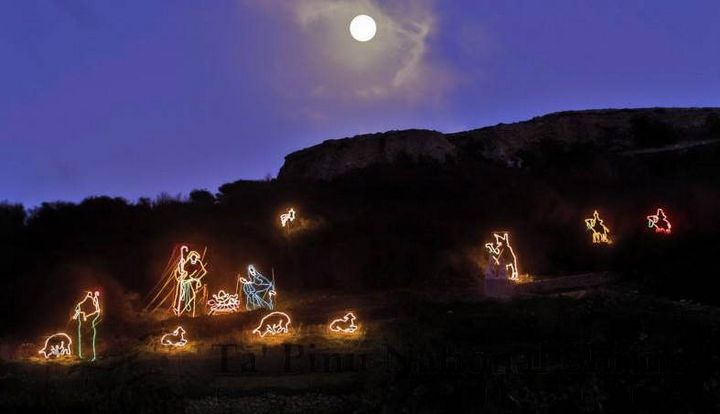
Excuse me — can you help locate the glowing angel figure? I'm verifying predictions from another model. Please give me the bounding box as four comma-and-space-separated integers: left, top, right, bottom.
160, 326, 188, 347
207, 290, 241, 315
484, 232, 519, 280
238, 265, 276, 311
38, 333, 73, 359
173, 246, 208, 317
585, 210, 613, 245
252, 311, 291, 337
280, 208, 296, 228
72, 291, 101, 361
328, 312, 358, 334
647, 208, 672, 235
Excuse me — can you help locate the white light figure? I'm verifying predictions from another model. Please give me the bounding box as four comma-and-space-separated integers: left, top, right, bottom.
238, 265, 276, 311
207, 290, 241, 315
72, 291, 101, 361
173, 246, 208, 317
252, 312, 291, 337
280, 208, 296, 228
160, 326, 188, 347
484, 232, 520, 280
38, 333, 73, 359
328, 312, 358, 334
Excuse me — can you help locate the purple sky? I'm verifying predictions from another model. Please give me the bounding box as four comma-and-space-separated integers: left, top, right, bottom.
1, 0, 719, 206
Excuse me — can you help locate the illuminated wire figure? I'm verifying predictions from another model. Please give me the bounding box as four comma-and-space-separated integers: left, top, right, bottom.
38, 333, 73, 359
647, 208, 672, 235
280, 208, 296, 228
72, 291, 101, 361
252, 311, 291, 337
585, 210, 613, 245
484, 232, 519, 280
207, 290, 241, 315
160, 326, 188, 347
328, 312, 358, 334
238, 265, 276, 311
173, 246, 208, 317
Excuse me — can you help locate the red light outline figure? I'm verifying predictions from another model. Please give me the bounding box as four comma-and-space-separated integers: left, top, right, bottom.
647, 208, 672, 235
484, 232, 519, 280
585, 210, 613, 245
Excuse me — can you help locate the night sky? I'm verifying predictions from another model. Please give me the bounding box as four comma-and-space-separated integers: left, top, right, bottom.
1, 0, 718, 206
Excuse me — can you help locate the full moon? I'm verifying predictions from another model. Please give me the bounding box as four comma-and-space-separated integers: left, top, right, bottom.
349, 15, 377, 42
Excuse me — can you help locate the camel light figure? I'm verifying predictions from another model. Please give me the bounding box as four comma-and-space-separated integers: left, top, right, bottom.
585, 210, 613, 245
484, 232, 519, 280
72, 291, 101, 361
328, 312, 359, 334
280, 208, 296, 228
647, 208, 672, 235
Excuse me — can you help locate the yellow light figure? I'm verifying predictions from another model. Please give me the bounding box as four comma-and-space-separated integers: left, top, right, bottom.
160, 326, 188, 347
328, 312, 358, 334
647, 208, 672, 235
207, 290, 241, 315
173, 246, 208, 317
38, 333, 73, 359
280, 208, 296, 228
585, 210, 613, 244
252, 311, 291, 337
72, 291, 101, 361
484, 232, 519, 280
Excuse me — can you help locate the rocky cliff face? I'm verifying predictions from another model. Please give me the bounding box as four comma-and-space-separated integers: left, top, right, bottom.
278, 108, 720, 180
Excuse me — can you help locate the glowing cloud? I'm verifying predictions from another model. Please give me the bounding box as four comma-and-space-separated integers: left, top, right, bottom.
38, 333, 73, 359
173, 246, 208, 317
484, 232, 519, 280
72, 291, 101, 361
585, 210, 613, 245
239, 265, 276, 311
328, 312, 358, 334
647, 208, 672, 235
161, 326, 188, 347
252, 311, 292, 337
280, 208, 297, 228
207, 290, 241, 315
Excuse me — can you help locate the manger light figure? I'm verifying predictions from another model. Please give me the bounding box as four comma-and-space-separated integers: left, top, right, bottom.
173, 246, 208, 317
280, 208, 296, 228
252, 311, 291, 337
238, 265, 276, 311
38, 333, 72, 360
160, 326, 188, 348
585, 210, 613, 245
328, 312, 358, 334
72, 291, 101, 361
647, 208, 672, 235
484, 232, 519, 280
207, 290, 241, 315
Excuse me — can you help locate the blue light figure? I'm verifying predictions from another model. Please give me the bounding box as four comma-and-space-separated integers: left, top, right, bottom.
237, 265, 276, 311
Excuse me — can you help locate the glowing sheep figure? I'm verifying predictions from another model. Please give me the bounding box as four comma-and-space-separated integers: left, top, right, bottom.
484, 232, 519, 280
252, 312, 291, 337
72, 291, 101, 361
173, 246, 208, 317
160, 326, 188, 347
647, 208, 672, 235
585, 210, 613, 245
38, 333, 73, 359
328, 312, 358, 334
280, 208, 296, 228
238, 265, 276, 311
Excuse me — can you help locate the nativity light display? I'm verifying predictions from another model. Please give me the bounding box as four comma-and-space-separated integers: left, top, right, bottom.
280, 208, 296, 228
647, 208, 672, 235
72, 291, 101, 361
239, 265, 276, 311
173, 246, 208, 317
252, 311, 291, 337
328, 312, 359, 334
207, 290, 241, 315
585, 210, 613, 245
160, 326, 188, 347
38, 333, 73, 360
484, 232, 520, 280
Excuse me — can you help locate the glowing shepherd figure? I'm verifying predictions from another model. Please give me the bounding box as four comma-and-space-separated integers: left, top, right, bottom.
173, 246, 208, 317
72, 291, 101, 361
238, 265, 276, 311
647, 208, 672, 235
280, 208, 296, 228
484, 232, 519, 280
585, 210, 613, 245
38, 333, 73, 359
